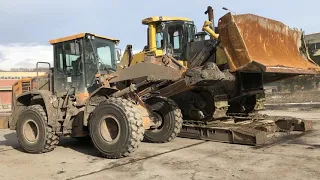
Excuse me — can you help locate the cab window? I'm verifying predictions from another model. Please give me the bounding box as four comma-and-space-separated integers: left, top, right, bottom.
167, 24, 183, 53
156, 25, 164, 49
55, 40, 82, 74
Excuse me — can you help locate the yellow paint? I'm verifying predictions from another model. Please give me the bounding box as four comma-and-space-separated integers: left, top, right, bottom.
149, 23, 157, 51
49, 33, 120, 44
202, 21, 219, 39
216, 47, 228, 65
139, 16, 192, 68
117, 48, 132, 69
142, 16, 191, 25
12, 78, 32, 98
126, 17, 220, 70
130, 52, 146, 66
178, 60, 188, 67
154, 50, 164, 57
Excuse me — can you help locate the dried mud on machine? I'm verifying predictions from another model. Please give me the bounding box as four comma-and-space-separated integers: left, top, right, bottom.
4, 6, 320, 158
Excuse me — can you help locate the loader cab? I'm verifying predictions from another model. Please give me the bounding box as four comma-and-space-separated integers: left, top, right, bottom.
142, 17, 196, 64
49, 33, 120, 94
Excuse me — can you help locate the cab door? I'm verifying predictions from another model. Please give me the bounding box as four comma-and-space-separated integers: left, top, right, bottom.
53, 39, 86, 94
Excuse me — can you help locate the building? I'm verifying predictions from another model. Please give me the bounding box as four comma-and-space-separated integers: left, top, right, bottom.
306, 33, 320, 65
0, 72, 46, 109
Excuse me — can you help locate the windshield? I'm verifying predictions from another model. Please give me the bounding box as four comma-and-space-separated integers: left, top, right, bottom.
94, 37, 116, 71
84, 37, 116, 87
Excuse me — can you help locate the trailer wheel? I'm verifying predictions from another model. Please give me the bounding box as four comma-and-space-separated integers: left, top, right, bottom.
16, 105, 59, 153
144, 97, 183, 143
89, 98, 144, 159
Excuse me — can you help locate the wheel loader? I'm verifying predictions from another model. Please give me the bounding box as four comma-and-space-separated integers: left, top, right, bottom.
9, 33, 187, 158
117, 6, 320, 145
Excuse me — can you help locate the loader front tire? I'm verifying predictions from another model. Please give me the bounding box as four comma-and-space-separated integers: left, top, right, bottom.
144, 97, 183, 143
16, 105, 59, 153
89, 98, 144, 159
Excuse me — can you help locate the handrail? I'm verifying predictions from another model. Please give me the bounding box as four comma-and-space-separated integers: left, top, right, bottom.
36, 62, 51, 91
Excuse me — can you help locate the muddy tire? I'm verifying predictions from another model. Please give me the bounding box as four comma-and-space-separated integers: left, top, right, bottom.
144, 97, 183, 143
89, 97, 144, 159
16, 105, 59, 153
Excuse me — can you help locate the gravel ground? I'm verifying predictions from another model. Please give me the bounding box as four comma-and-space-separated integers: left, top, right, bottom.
266, 90, 320, 104
0, 109, 319, 180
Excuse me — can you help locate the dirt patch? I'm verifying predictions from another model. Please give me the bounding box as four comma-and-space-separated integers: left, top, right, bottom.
265, 90, 320, 104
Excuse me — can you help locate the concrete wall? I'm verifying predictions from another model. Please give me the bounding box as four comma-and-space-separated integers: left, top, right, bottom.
0, 71, 46, 80
306, 33, 320, 59
0, 79, 16, 109
0, 91, 12, 106
0, 72, 46, 109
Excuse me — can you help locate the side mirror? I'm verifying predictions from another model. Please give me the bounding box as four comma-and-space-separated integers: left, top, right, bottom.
160, 22, 166, 30
115, 48, 122, 63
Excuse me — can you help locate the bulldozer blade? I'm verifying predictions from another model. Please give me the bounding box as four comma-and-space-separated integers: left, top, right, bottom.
218, 13, 320, 75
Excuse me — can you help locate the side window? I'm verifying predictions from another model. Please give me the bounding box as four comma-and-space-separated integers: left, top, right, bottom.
156, 24, 164, 49
156, 32, 163, 49
65, 54, 80, 72
55, 40, 81, 73
173, 31, 180, 49
55, 43, 64, 71
59, 54, 63, 69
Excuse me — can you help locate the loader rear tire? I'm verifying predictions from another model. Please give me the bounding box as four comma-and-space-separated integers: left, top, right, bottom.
16, 105, 59, 153
144, 97, 183, 143
89, 97, 144, 159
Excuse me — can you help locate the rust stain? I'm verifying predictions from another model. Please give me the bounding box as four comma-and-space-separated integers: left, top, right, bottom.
218, 13, 320, 74
76, 93, 89, 105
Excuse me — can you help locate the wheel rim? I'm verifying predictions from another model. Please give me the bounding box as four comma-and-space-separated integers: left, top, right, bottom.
23, 119, 39, 143
100, 115, 120, 143
150, 111, 164, 131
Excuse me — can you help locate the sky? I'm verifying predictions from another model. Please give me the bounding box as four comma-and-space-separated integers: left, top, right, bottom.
0, 0, 320, 70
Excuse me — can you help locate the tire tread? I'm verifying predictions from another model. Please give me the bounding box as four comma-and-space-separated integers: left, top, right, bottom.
144, 96, 183, 143
17, 105, 59, 153
90, 97, 144, 159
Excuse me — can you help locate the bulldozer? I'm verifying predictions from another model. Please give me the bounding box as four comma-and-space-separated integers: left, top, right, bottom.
117, 6, 320, 145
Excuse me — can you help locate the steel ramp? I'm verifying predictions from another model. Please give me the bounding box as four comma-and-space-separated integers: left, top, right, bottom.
179, 114, 313, 146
